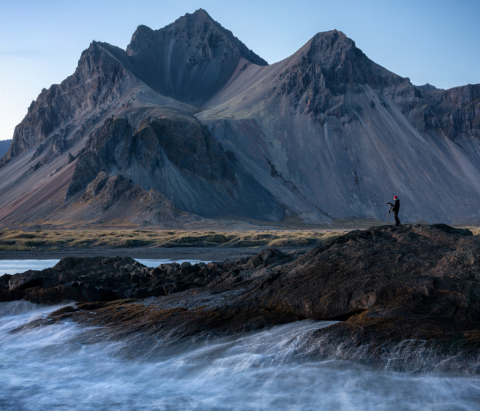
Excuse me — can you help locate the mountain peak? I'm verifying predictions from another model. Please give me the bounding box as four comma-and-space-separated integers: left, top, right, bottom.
127, 9, 266, 64
124, 9, 267, 106
416, 83, 438, 91
302, 29, 403, 89
306, 30, 357, 65
163, 8, 216, 30
189, 8, 213, 19
313, 29, 351, 43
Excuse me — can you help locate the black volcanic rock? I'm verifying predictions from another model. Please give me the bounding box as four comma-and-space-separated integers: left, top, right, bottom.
0, 248, 293, 304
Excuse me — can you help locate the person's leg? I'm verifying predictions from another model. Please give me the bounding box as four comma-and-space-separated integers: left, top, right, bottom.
395, 214, 401, 226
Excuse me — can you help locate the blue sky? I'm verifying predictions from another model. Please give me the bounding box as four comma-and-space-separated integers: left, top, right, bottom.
1, 0, 479, 141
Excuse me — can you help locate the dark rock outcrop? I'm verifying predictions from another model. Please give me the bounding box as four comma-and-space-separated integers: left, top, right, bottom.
64, 112, 284, 221
386, 81, 480, 139
6, 225, 480, 371
76, 172, 180, 225
0, 247, 295, 304
2, 41, 134, 164
66, 152, 76, 164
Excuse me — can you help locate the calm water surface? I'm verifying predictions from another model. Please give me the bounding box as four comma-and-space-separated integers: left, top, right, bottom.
0, 259, 209, 275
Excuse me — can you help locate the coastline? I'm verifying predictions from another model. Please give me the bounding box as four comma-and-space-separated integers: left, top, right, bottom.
2, 224, 480, 374
0, 246, 311, 262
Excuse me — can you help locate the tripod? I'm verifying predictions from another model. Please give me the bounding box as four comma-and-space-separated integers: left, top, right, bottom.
387, 205, 393, 225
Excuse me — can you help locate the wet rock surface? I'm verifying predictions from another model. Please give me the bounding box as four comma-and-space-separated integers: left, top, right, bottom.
5, 224, 480, 372
0, 248, 297, 304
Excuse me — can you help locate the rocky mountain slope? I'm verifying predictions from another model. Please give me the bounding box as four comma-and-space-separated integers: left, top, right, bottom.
0, 9, 479, 227
200, 31, 480, 223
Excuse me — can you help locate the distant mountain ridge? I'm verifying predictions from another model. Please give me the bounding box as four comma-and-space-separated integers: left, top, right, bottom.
0, 9, 479, 227
0, 140, 11, 158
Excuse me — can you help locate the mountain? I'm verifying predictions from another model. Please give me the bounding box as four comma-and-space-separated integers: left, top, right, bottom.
0, 140, 11, 158
0, 10, 479, 228
123, 9, 267, 106
199, 30, 480, 223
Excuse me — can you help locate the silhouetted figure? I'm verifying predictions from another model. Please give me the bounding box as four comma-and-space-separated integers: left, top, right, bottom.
387, 196, 401, 226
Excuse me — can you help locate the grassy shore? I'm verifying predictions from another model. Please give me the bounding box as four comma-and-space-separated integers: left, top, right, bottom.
0, 228, 348, 252
1, 223, 477, 253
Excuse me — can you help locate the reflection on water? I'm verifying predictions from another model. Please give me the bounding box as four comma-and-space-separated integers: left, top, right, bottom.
0, 259, 209, 275
0, 301, 479, 410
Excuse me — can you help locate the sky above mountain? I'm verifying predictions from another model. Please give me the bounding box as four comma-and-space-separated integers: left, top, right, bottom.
1, 0, 479, 142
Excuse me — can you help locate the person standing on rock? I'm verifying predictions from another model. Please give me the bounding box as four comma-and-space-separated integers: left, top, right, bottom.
388, 196, 401, 226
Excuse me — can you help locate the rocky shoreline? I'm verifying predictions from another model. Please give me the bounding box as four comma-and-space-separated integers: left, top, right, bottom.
0, 246, 280, 263
2, 224, 480, 373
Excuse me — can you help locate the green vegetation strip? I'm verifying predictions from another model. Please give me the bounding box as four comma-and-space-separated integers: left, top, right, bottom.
0, 229, 347, 251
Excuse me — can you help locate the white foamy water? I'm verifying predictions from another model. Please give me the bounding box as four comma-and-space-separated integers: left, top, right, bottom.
1, 302, 479, 410
0, 259, 209, 275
